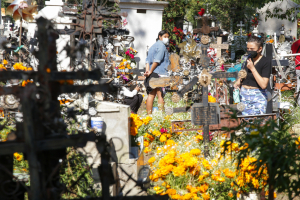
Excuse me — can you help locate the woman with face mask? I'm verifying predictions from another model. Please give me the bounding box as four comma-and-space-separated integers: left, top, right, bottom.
234, 36, 271, 115
144, 30, 170, 115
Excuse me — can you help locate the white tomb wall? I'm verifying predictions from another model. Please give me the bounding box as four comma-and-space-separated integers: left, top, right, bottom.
119, 0, 168, 71
257, 0, 300, 38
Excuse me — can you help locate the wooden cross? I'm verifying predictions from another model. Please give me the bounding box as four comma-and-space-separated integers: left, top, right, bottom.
193, 16, 219, 35
237, 21, 245, 36
210, 37, 229, 58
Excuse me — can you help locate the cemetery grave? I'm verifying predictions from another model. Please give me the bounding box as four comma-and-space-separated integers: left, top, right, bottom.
0, 0, 300, 199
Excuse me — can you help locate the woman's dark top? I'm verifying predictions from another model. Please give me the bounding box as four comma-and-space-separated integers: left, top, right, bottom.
241, 56, 271, 89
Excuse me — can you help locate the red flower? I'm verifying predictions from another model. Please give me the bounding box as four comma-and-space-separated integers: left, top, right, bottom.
130, 54, 134, 59
160, 128, 167, 133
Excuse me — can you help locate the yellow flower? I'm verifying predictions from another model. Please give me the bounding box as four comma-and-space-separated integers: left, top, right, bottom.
208, 95, 216, 103
190, 149, 201, 156
3, 60, 8, 65
201, 193, 210, 200
166, 140, 175, 146
0, 64, 7, 71
173, 165, 186, 176
144, 140, 149, 147
148, 157, 155, 165
228, 192, 234, 198
202, 159, 212, 170
13, 152, 23, 161
160, 135, 167, 143
195, 135, 203, 142
166, 189, 176, 195
144, 147, 151, 153
153, 129, 161, 137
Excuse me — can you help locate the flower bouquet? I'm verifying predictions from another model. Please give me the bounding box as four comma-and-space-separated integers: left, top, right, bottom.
116, 47, 138, 73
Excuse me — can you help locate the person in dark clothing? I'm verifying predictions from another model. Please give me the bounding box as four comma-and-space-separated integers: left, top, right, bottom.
121, 75, 143, 114
234, 36, 271, 115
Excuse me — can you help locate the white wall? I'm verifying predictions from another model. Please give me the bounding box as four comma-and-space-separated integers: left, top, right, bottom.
257, 0, 300, 37
120, 0, 168, 70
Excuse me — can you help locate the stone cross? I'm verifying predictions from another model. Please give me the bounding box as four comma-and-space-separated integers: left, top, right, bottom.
210, 37, 229, 58
237, 21, 245, 36
106, 43, 114, 53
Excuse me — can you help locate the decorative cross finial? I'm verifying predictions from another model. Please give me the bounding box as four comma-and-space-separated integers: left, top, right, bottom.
237, 21, 245, 36
106, 43, 114, 53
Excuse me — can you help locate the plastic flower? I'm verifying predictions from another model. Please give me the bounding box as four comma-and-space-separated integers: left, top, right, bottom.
7, 0, 38, 22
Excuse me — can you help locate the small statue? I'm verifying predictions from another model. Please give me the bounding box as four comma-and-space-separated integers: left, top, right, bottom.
279, 24, 285, 43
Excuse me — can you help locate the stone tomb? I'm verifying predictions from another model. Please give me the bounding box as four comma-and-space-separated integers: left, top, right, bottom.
78, 101, 145, 195
119, 0, 169, 70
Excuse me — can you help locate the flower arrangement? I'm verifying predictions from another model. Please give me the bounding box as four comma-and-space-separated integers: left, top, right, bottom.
131, 94, 275, 200
123, 47, 137, 61
117, 47, 138, 70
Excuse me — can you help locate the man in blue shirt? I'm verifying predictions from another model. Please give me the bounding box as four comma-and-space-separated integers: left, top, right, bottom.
144, 30, 170, 114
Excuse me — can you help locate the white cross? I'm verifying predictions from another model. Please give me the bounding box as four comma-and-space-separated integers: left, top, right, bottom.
4, 20, 12, 32
106, 43, 114, 53
210, 37, 229, 57
237, 21, 245, 36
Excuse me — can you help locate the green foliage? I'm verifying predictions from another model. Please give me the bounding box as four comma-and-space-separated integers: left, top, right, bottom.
159, 0, 188, 50
60, 147, 102, 199
265, 7, 297, 22
222, 110, 300, 199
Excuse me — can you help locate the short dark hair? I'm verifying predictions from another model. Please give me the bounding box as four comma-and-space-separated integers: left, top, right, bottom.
247, 36, 264, 48
156, 30, 169, 41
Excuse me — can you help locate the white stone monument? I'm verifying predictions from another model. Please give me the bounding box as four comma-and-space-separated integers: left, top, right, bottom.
257, 0, 300, 38
119, 0, 169, 71
27, 0, 74, 71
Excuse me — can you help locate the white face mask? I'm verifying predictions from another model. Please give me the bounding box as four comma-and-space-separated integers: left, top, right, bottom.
162, 38, 169, 45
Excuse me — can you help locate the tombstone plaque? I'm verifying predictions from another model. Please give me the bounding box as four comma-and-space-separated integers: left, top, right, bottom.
191, 103, 220, 126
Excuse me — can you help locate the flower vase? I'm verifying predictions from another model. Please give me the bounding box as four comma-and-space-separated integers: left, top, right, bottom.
237, 192, 261, 200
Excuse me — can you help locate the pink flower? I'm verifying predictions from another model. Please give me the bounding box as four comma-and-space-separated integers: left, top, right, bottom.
160, 128, 167, 133
130, 54, 134, 59
220, 64, 224, 71
123, 18, 128, 26
125, 50, 130, 55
